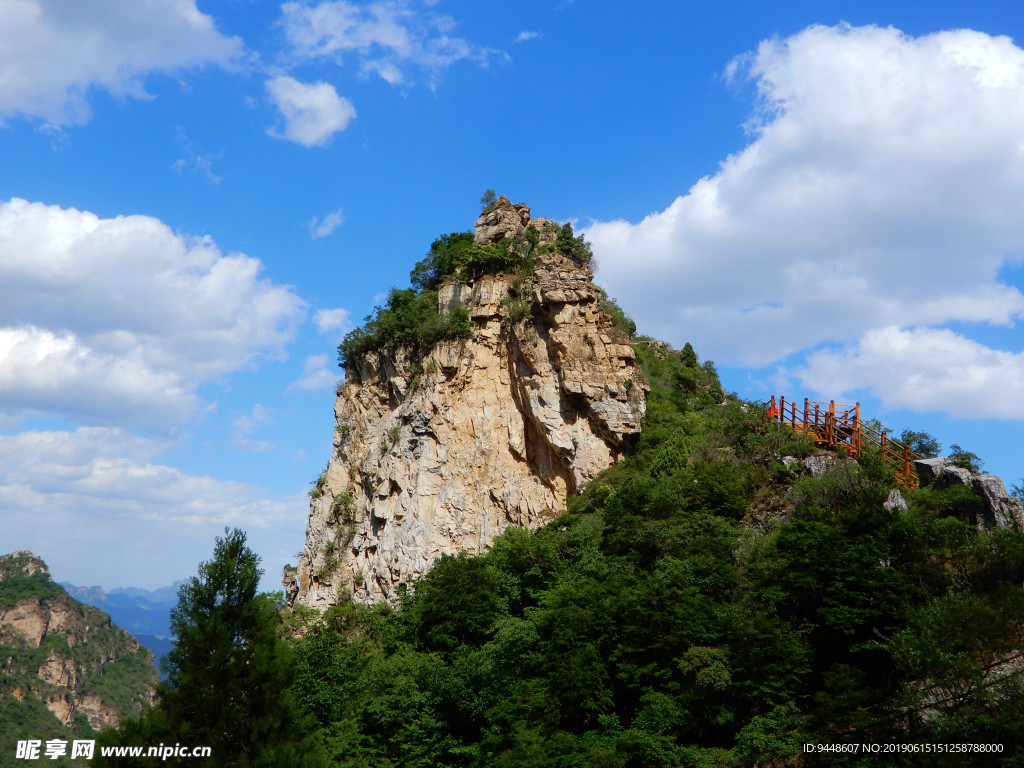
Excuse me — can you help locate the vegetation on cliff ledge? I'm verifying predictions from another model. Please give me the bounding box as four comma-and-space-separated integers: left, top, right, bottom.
337, 222, 595, 369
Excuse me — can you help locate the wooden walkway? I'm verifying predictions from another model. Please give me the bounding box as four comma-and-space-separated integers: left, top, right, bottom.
766, 396, 921, 488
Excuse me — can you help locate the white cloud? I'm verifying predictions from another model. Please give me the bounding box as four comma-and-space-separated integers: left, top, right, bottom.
280, 0, 500, 88
309, 207, 344, 238
313, 307, 352, 336
797, 327, 1024, 420
232, 404, 274, 451
0, 426, 303, 589
513, 31, 541, 44
288, 354, 336, 392
265, 76, 356, 146
0, 326, 197, 428
172, 153, 224, 184
0, 0, 243, 126
172, 128, 224, 183
0, 198, 306, 429
584, 25, 1024, 370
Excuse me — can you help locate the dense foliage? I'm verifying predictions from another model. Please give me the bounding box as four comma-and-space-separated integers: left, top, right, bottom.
282, 343, 1024, 767
337, 286, 476, 369
95, 530, 325, 767
0, 554, 66, 608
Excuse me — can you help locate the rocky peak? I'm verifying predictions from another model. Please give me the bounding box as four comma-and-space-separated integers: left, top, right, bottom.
0, 550, 50, 580
474, 195, 535, 244
290, 203, 647, 609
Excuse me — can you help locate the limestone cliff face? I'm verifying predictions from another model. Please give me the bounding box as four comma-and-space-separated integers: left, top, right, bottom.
0, 551, 157, 732
290, 201, 647, 608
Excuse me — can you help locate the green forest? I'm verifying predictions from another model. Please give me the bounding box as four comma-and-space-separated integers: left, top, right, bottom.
97, 337, 1024, 767
95, 222, 1024, 766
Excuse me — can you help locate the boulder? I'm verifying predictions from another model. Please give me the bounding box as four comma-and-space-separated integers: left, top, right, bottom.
883, 490, 908, 513
971, 475, 1024, 530
473, 196, 529, 244
913, 457, 947, 485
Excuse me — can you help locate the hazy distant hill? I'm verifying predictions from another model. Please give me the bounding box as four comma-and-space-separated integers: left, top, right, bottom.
60, 582, 179, 672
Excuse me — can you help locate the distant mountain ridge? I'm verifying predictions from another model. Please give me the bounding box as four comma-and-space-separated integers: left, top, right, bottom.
59, 582, 180, 672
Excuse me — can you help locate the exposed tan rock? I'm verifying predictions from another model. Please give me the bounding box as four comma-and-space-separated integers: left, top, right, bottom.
0, 551, 158, 733
290, 234, 647, 609
79, 695, 122, 731
45, 694, 75, 726
38, 655, 77, 688
474, 196, 532, 244
1, 598, 48, 647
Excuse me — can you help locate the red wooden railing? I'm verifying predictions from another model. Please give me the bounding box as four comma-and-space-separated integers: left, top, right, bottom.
766, 396, 921, 488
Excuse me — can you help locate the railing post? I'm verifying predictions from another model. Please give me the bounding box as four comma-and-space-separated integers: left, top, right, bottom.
780, 396, 785, 425
830, 400, 836, 447
854, 403, 861, 456
803, 398, 809, 431
903, 445, 911, 486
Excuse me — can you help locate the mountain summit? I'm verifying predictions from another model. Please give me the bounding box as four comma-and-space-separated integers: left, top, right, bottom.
288, 198, 648, 608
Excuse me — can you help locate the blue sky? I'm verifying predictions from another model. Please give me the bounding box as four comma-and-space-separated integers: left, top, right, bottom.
2, 0, 1023, 591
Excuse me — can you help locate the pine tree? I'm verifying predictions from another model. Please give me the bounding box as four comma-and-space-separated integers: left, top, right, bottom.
96, 529, 324, 767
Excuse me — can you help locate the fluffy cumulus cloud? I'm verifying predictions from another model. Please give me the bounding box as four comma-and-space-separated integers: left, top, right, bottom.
266, 75, 356, 146
0, 198, 306, 429
288, 354, 336, 391
0, 427, 302, 588
0, 0, 243, 125
313, 307, 352, 336
584, 24, 1024, 416
280, 0, 501, 88
798, 327, 1024, 419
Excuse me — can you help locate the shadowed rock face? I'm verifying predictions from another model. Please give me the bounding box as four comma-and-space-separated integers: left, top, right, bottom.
289, 218, 648, 609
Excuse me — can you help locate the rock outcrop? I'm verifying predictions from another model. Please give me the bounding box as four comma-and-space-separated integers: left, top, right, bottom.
0, 551, 157, 732
913, 457, 1024, 530
289, 202, 647, 608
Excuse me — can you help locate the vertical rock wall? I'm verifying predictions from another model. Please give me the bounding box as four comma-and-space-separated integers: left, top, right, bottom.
289, 203, 647, 608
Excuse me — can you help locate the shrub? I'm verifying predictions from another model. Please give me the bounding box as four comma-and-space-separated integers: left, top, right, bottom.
555, 222, 593, 267
337, 288, 475, 368
309, 470, 328, 499
502, 297, 533, 322
331, 492, 355, 523
899, 429, 940, 458
599, 290, 637, 336
948, 443, 984, 473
